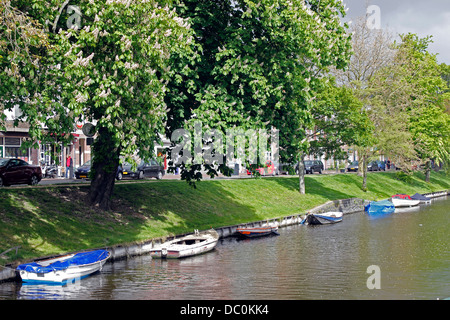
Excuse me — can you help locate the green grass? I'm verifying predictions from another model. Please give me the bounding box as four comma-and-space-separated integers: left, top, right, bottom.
1, 171, 449, 264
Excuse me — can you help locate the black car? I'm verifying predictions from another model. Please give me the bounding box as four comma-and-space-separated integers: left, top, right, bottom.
295, 160, 324, 174
0, 158, 42, 186
121, 159, 165, 180
75, 160, 123, 180
75, 160, 91, 179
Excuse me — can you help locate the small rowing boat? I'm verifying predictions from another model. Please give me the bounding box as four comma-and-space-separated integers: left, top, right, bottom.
16, 249, 110, 284
410, 193, 432, 204
236, 225, 279, 238
301, 212, 343, 225
150, 229, 219, 259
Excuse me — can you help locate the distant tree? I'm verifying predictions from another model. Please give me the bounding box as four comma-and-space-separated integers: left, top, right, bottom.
309, 78, 373, 172
332, 16, 395, 89
366, 34, 450, 182
331, 15, 393, 190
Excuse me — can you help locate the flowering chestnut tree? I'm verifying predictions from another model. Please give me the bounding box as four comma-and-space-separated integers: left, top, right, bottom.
165, 0, 353, 193
1, 0, 195, 209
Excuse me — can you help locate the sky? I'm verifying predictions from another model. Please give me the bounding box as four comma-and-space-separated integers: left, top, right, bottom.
342, 0, 450, 64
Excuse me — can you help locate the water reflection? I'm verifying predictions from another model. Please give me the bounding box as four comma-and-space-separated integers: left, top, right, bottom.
2, 196, 448, 300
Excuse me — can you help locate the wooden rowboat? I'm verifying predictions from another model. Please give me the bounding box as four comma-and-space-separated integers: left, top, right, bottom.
236, 225, 279, 238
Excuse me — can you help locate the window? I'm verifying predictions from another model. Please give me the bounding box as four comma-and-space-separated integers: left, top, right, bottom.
8, 159, 20, 167
5, 138, 21, 146
5, 147, 29, 159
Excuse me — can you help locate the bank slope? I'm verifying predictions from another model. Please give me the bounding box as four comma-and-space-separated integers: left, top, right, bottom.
0, 171, 448, 263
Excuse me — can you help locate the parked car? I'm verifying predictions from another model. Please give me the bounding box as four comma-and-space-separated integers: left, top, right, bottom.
75, 160, 123, 180
295, 160, 324, 174
347, 161, 359, 172
367, 161, 379, 171
75, 160, 91, 179
246, 161, 276, 176
278, 163, 293, 175
0, 158, 42, 187
121, 159, 165, 180
305, 160, 324, 174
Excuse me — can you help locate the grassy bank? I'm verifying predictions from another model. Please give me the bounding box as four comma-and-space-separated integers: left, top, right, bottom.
1, 171, 449, 264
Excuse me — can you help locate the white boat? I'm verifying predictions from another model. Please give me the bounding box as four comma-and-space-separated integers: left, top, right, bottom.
16, 250, 110, 284
391, 194, 420, 207
301, 212, 343, 225
150, 229, 219, 259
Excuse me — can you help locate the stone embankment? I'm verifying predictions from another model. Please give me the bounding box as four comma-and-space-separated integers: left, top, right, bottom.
1, 191, 448, 283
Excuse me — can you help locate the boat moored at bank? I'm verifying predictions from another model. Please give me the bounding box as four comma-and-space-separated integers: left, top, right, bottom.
365, 199, 395, 215
391, 194, 420, 207
16, 250, 110, 284
150, 229, 219, 259
236, 225, 279, 238
301, 212, 343, 225
410, 193, 432, 204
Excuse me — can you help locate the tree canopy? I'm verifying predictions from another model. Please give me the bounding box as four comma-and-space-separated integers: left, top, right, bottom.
1, 0, 196, 209
165, 0, 353, 191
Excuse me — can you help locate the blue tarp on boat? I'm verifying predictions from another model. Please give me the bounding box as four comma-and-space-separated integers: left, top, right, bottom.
365, 200, 395, 214
16, 250, 109, 274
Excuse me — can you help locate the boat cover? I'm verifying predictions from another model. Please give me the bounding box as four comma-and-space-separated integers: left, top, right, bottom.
411, 193, 431, 201
16, 250, 109, 274
391, 194, 412, 199
365, 200, 395, 214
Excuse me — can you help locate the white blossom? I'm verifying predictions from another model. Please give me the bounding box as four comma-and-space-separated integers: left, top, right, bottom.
75, 92, 87, 103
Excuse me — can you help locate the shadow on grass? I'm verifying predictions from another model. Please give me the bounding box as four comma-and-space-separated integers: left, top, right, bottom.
0, 186, 120, 262
0, 180, 261, 263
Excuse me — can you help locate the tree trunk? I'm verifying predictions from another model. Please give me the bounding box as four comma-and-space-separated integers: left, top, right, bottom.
361, 155, 368, 192
89, 126, 121, 211
425, 160, 431, 182
298, 153, 306, 194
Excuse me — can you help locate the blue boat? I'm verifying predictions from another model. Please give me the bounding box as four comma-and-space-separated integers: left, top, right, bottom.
16, 249, 110, 284
365, 200, 395, 215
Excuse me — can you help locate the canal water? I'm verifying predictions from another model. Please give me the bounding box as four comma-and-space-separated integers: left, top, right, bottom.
1, 196, 448, 300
